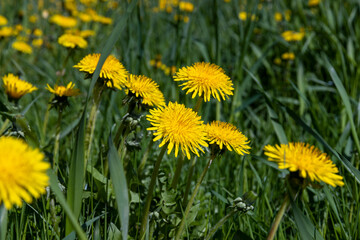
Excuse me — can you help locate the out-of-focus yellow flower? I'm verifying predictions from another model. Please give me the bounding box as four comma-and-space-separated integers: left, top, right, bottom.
224, 0, 230, 2
58, 34, 88, 49
50, 14, 77, 28
174, 14, 189, 22
285, 10, 291, 21
80, 30, 95, 38
281, 30, 305, 42
0, 26, 13, 37
281, 52, 295, 60
29, 15, 37, 23
238, 11, 256, 21
274, 12, 283, 22
80, 0, 97, 6
257, 3, 262, 10
274, 57, 282, 65
78, 12, 92, 22
179, 1, 194, 12
0, 15, 8, 26
0, 136, 50, 210
32, 38, 43, 47
308, 0, 320, 7
93, 15, 112, 24
12, 41, 33, 54
33, 28, 43, 37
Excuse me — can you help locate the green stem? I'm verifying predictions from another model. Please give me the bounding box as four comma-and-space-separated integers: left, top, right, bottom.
267, 195, 289, 240
41, 104, 51, 145
193, 96, 203, 113
170, 154, 184, 189
53, 110, 62, 174
139, 142, 169, 239
0, 204, 8, 240
205, 209, 236, 240
85, 82, 105, 166
175, 154, 216, 240
182, 156, 197, 206
137, 136, 154, 176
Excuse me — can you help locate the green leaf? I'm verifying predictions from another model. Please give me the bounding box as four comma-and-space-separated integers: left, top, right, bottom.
108, 133, 129, 240
66, 111, 86, 235
322, 57, 360, 154
292, 202, 324, 240
48, 170, 86, 240
63, 214, 104, 240
0, 204, 7, 240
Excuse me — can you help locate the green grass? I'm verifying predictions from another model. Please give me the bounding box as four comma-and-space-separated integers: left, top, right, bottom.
0, 0, 359, 239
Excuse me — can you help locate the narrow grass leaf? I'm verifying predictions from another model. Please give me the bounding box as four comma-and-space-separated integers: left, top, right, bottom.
63, 214, 104, 240
0, 205, 7, 240
48, 170, 86, 240
292, 202, 324, 240
322, 57, 360, 154
66, 111, 86, 235
108, 133, 129, 240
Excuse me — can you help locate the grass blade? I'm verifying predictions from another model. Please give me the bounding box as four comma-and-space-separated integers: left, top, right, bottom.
292, 202, 324, 240
322, 57, 360, 154
0, 205, 7, 240
49, 170, 86, 240
66, 111, 86, 235
63, 214, 104, 240
108, 133, 129, 240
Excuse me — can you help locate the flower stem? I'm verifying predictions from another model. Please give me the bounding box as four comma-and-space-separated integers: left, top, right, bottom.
267, 195, 289, 240
175, 154, 216, 240
193, 96, 204, 113
170, 153, 184, 189
53, 109, 62, 173
137, 136, 154, 176
205, 209, 236, 240
85, 82, 105, 166
182, 156, 197, 206
139, 142, 169, 239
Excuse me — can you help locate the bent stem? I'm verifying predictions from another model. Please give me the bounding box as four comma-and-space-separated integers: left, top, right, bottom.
175, 154, 216, 240
267, 195, 290, 240
139, 142, 169, 239
170, 153, 184, 189
182, 156, 197, 206
205, 209, 236, 240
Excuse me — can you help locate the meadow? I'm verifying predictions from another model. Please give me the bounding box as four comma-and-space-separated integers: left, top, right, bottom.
0, 0, 359, 239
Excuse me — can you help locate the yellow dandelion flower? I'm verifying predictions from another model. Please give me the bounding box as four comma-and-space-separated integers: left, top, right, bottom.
0, 136, 50, 209
179, 1, 194, 12
264, 142, 344, 187
46, 82, 80, 97
174, 62, 234, 102
147, 102, 208, 159
281, 52, 295, 60
281, 30, 305, 42
2, 73, 37, 100
58, 34, 88, 49
12, 41, 32, 54
78, 12, 92, 22
238, 11, 247, 21
125, 74, 165, 107
0, 15, 8, 26
50, 14, 77, 28
205, 121, 250, 155
274, 57, 282, 65
308, 0, 320, 7
274, 12, 283, 22
29, 15, 37, 23
33, 28, 43, 37
80, 30, 95, 38
73, 53, 128, 90
0, 26, 13, 37
32, 38, 43, 47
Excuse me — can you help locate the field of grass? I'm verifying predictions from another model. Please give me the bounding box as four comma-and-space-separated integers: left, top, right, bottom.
0, 0, 359, 239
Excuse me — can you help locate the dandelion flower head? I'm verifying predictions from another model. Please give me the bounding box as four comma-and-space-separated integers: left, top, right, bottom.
46, 82, 80, 97
308, 0, 320, 7
125, 74, 165, 107
50, 14, 77, 28
73, 53, 128, 90
147, 102, 208, 159
58, 34, 88, 49
0, 136, 50, 209
2, 73, 37, 100
264, 142, 344, 187
12, 41, 32, 54
205, 121, 251, 155
0, 15, 8, 26
173, 62, 234, 102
